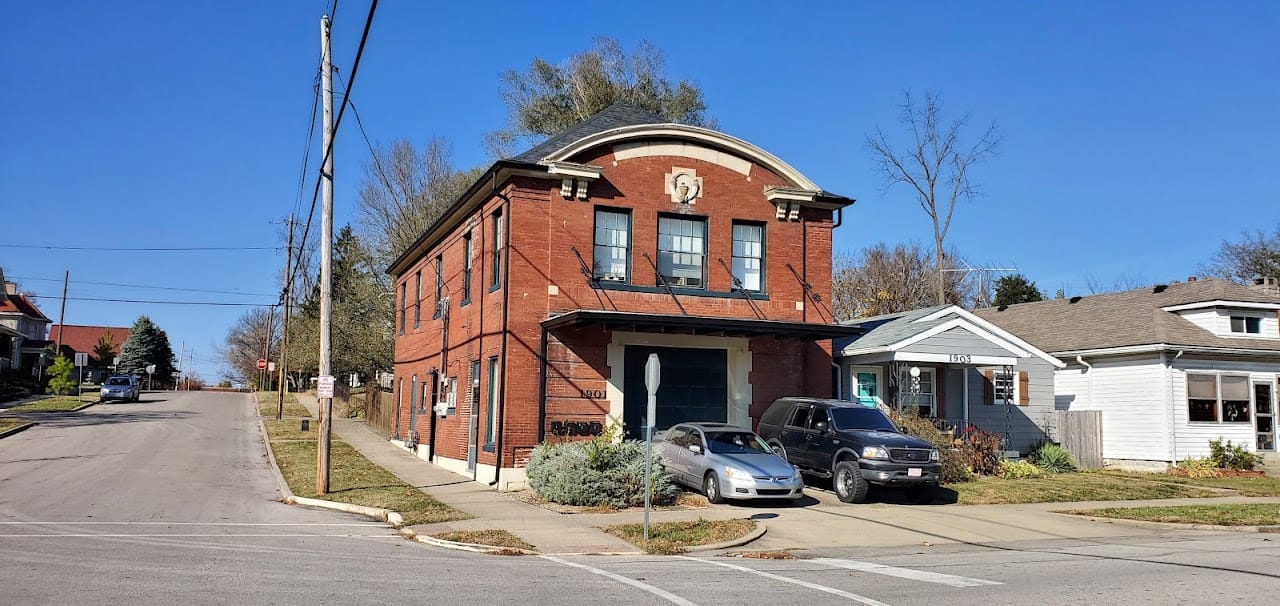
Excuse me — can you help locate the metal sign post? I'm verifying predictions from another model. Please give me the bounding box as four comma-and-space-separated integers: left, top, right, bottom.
643, 353, 660, 543
146, 364, 156, 391
74, 353, 88, 401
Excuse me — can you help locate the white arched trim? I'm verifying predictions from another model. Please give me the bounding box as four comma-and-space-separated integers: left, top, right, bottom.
538, 124, 820, 191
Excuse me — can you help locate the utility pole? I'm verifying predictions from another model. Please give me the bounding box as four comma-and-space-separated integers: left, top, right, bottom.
316, 13, 335, 495
261, 305, 275, 392
55, 270, 68, 353
177, 340, 184, 392
278, 214, 293, 420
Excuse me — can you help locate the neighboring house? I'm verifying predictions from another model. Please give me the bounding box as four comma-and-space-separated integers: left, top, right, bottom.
974, 278, 1280, 470
389, 103, 860, 489
834, 305, 1065, 455
46, 324, 132, 383
0, 273, 53, 377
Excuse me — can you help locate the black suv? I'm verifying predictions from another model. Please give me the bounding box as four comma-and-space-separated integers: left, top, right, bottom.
757, 398, 941, 503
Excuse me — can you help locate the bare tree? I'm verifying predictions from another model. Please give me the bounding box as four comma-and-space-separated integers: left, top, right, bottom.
1202, 224, 1280, 284
221, 307, 278, 385
487, 36, 712, 157
867, 91, 999, 305
831, 243, 973, 321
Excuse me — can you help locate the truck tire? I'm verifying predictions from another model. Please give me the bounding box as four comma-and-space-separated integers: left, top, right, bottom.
833, 461, 868, 503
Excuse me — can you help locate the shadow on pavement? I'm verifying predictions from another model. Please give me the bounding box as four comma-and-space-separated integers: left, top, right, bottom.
0, 409, 195, 428
801, 477, 960, 505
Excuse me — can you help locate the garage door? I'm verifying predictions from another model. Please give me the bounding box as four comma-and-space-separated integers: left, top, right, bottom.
622, 346, 728, 439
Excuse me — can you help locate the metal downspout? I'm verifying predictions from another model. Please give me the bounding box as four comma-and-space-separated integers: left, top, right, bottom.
537, 326, 549, 443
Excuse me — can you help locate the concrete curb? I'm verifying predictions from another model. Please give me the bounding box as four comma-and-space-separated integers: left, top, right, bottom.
683, 521, 767, 553
284, 495, 405, 527
0, 421, 36, 439
399, 527, 540, 555
1061, 512, 1280, 533
70, 399, 99, 411
257, 418, 294, 500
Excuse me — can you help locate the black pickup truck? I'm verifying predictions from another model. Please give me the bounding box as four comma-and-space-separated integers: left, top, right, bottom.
756, 397, 941, 503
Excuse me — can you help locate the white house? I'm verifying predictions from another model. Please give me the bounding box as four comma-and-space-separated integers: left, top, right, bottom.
974, 278, 1280, 471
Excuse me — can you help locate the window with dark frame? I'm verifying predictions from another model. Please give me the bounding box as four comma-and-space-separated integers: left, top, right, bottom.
1222, 375, 1251, 422
731, 222, 764, 292
490, 208, 503, 290
433, 254, 443, 319
398, 282, 406, 335
656, 215, 705, 289
1230, 316, 1262, 334
413, 270, 422, 329
593, 208, 631, 283
462, 231, 473, 304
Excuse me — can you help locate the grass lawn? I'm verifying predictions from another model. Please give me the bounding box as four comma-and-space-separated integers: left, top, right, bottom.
258, 392, 311, 418
432, 529, 536, 551
262, 419, 469, 525
1062, 504, 1280, 526
5, 396, 92, 412
0, 419, 28, 433
1114, 472, 1280, 497
951, 471, 1221, 504
604, 518, 757, 555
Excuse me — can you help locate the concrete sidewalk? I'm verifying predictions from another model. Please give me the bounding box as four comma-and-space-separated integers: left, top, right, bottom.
289, 392, 1279, 555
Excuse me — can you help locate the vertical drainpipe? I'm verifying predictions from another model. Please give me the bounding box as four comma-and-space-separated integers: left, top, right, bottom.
490, 177, 513, 486
537, 326, 549, 443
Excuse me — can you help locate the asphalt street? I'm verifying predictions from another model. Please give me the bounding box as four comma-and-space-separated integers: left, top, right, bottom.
2, 391, 1278, 605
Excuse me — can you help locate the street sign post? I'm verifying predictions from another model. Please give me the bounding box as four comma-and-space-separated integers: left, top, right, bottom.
268, 362, 276, 372
316, 375, 335, 399
146, 364, 156, 391
642, 353, 660, 542
74, 353, 88, 401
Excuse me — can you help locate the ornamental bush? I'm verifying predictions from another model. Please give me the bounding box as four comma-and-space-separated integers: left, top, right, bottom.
1172, 457, 1222, 479
998, 459, 1046, 479
1028, 442, 1078, 473
527, 430, 678, 508
1208, 438, 1259, 471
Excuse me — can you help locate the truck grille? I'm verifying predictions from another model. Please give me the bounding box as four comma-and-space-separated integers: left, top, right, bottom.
890, 448, 931, 463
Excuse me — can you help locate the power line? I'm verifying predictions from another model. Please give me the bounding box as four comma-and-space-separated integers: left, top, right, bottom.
336, 71, 396, 201
290, 0, 379, 293
0, 244, 277, 252
31, 294, 276, 307
10, 275, 274, 297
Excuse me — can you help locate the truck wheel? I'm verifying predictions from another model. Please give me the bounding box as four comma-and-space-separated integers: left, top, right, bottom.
907, 484, 938, 504
703, 472, 726, 504
833, 461, 868, 503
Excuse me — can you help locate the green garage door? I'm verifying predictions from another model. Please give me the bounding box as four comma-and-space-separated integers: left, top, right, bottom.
623, 346, 728, 439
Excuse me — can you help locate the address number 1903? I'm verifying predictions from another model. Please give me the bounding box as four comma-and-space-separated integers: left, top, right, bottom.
948, 354, 972, 364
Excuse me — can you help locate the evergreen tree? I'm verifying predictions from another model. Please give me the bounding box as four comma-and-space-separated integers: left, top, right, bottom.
117, 316, 177, 381
92, 332, 117, 366
47, 355, 76, 395
993, 274, 1046, 307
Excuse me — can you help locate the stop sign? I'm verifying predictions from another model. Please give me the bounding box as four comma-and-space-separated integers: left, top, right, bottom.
256, 358, 267, 370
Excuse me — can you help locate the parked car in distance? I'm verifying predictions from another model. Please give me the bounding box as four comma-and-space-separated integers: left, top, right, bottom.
756, 398, 941, 504
655, 422, 804, 504
100, 374, 140, 402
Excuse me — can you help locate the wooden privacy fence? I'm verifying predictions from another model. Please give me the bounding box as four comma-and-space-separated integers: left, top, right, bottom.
363, 385, 395, 439
1056, 410, 1103, 468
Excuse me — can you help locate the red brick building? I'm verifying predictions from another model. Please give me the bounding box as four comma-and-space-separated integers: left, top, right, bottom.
388, 105, 860, 488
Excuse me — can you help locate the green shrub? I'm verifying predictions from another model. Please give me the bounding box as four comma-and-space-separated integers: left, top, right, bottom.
46, 355, 76, 396
886, 409, 970, 483
998, 459, 1046, 479
527, 430, 678, 508
1173, 457, 1222, 479
1028, 443, 1078, 473
1208, 438, 1260, 471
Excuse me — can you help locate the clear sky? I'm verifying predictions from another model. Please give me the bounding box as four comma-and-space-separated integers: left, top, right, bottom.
2, 1, 1276, 382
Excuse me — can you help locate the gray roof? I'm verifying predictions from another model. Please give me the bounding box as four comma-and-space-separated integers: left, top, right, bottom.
834, 305, 952, 352
972, 279, 1280, 354
508, 102, 667, 164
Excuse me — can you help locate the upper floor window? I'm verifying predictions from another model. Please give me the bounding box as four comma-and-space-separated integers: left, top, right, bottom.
657, 215, 705, 289
731, 222, 764, 292
1230, 316, 1261, 334
490, 208, 503, 290
398, 282, 406, 335
413, 270, 422, 329
462, 231, 473, 305
593, 208, 631, 283
433, 254, 443, 319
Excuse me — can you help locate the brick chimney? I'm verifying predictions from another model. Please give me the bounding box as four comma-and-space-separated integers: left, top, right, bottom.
1250, 276, 1280, 296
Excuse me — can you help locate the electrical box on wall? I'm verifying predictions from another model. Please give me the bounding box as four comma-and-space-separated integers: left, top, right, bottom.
436, 377, 456, 416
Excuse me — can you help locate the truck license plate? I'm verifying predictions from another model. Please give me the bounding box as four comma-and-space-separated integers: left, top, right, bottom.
907, 468, 922, 477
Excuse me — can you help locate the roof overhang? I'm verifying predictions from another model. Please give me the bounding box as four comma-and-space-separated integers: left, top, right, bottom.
1059, 343, 1280, 360
0, 324, 23, 339
541, 310, 864, 340
838, 306, 1066, 368
1161, 300, 1280, 312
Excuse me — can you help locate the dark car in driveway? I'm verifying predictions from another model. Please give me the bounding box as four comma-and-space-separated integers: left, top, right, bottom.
756, 398, 941, 503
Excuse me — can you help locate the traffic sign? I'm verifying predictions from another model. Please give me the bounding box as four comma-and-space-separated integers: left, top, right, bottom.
256, 358, 267, 370
268, 362, 276, 372
74, 353, 88, 367
316, 375, 335, 398
146, 364, 156, 374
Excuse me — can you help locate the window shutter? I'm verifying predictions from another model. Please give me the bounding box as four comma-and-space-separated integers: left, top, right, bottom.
1018, 371, 1030, 406
983, 370, 994, 405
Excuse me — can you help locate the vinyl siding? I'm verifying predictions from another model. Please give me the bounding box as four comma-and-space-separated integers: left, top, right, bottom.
1175, 308, 1280, 339
961, 357, 1055, 454
1052, 356, 1171, 462
1170, 357, 1280, 458
900, 327, 1017, 358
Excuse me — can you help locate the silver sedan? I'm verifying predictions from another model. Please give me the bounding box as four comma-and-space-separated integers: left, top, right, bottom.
656, 422, 804, 503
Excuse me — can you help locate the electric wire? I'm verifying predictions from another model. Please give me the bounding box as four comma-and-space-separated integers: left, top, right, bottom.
335, 71, 396, 204
9, 275, 274, 298
30, 295, 276, 307
0, 244, 277, 252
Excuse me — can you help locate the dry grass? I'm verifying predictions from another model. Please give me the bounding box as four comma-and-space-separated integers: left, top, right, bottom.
604, 518, 757, 555
952, 470, 1222, 504
0, 419, 28, 433
432, 529, 536, 552
262, 419, 469, 525
1062, 503, 1280, 526
257, 392, 310, 418
5, 396, 91, 412
737, 550, 797, 560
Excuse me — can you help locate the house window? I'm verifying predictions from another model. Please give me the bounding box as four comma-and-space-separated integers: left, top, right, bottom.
899, 368, 936, 417
490, 208, 503, 290
398, 282, 406, 335
991, 370, 1015, 405
413, 270, 422, 329
656, 215, 705, 288
433, 254, 443, 319
462, 231, 473, 305
1230, 316, 1261, 334
484, 356, 499, 447
593, 208, 631, 283
731, 222, 764, 291
1188, 373, 1252, 423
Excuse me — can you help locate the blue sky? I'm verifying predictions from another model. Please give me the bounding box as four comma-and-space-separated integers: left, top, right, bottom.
2, 1, 1276, 382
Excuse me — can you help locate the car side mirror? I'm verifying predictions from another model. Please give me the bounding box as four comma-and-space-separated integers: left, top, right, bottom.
688, 444, 702, 455
814, 421, 829, 433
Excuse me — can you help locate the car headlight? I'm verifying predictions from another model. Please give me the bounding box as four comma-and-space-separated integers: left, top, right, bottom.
724, 467, 750, 480
100, 389, 108, 395
930, 449, 940, 462
861, 446, 890, 460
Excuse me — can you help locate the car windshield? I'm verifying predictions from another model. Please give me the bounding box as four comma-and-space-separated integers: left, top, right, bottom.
830, 407, 898, 432
107, 378, 132, 386
705, 431, 771, 455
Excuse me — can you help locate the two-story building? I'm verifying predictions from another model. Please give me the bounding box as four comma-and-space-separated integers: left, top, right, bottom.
0, 271, 53, 378
388, 104, 861, 489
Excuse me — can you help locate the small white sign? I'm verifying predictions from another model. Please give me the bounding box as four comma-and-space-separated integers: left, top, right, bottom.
74, 352, 88, 367
316, 375, 335, 398
146, 364, 156, 374
268, 362, 276, 372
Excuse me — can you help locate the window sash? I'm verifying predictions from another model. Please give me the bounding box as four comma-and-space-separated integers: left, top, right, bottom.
593, 210, 630, 282
490, 210, 502, 288
414, 271, 422, 327
731, 222, 763, 291
462, 232, 472, 303
657, 216, 705, 288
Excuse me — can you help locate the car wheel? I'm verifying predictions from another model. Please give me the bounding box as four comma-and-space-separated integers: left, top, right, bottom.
703, 472, 726, 504
907, 483, 938, 504
833, 461, 868, 504
768, 440, 788, 461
